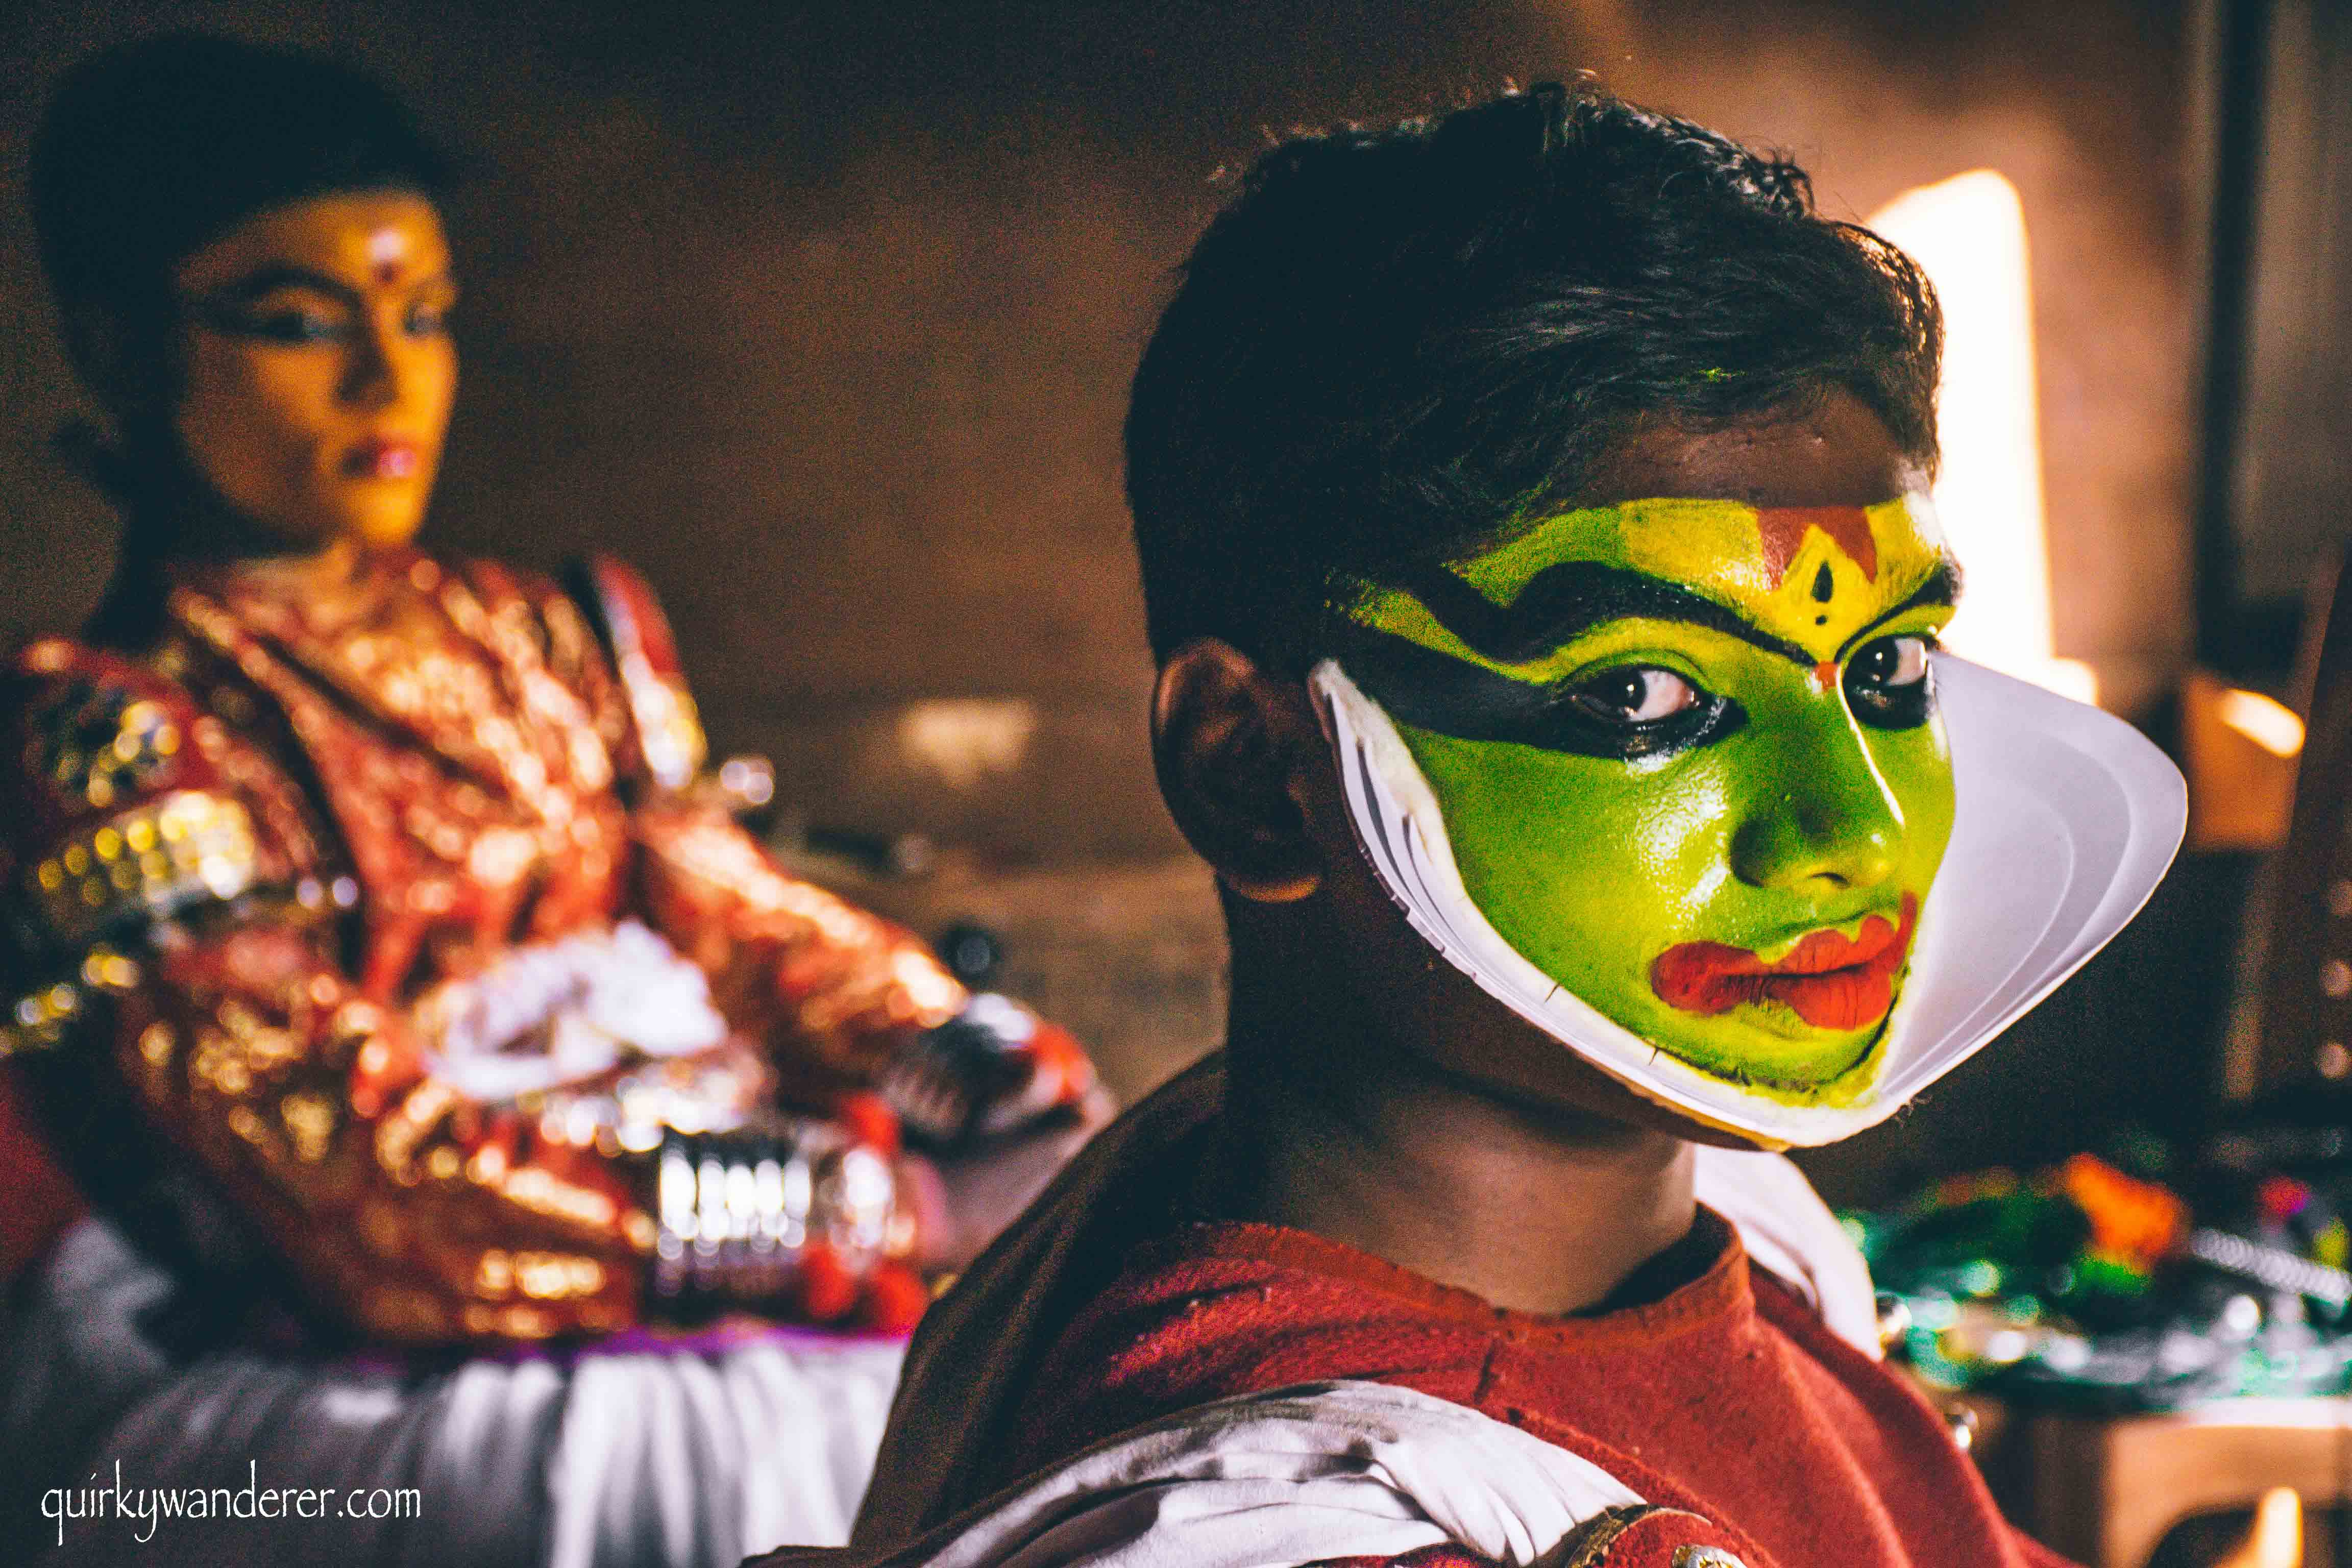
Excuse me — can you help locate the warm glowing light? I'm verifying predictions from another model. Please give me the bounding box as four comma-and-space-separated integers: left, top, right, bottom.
897, 699, 1037, 790
1868, 172, 2090, 703
718, 755, 775, 807
2215, 1488, 2302, 1568
2217, 687, 2306, 758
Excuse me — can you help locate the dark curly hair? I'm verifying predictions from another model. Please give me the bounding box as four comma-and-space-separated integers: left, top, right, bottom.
1126, 81, 1943, 676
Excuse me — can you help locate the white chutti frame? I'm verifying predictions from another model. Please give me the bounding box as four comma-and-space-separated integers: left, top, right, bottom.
1311, 654, 2187, 1148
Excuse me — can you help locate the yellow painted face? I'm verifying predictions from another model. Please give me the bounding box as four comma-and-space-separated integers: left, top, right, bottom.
170, 191, 458, 554
1334, 493, 1960, 1094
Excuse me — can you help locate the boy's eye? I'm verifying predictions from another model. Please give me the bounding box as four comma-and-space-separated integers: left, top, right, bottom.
1567, 666, 1701, 726
404, 299, 454, 337
1844, 634, 1934, 729
1328, 625, 1745, 762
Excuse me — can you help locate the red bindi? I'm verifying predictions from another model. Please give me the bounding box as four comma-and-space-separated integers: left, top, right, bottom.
364, 227, 408, 284
1756, 506, 1880, 589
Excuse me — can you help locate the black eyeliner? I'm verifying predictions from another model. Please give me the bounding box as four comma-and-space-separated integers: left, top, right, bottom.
1401, 559, 1816, 669
1335, 625, 1747, 762
1833, 560, 1962, 660
1842, 639, 1938, 730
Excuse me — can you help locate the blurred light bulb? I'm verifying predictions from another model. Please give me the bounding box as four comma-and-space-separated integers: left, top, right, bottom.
1869, 172, 2093, 704
2217, 687, 2306, 757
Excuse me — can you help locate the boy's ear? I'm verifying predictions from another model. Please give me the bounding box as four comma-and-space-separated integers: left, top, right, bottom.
1152, 639, 1325, 903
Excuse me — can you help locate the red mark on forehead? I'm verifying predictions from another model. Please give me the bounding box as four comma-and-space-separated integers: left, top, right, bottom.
365, 227, 409, 285
1813, 661, 1838, 692
1757, 507, 1879, 589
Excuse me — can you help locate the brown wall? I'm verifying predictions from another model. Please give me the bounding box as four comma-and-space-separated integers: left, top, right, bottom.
1, 0, 2199, 869
0, 3, 2215, 1158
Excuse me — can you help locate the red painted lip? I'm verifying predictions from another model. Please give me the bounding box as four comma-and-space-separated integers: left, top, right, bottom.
1651, 891, 1920, 1032
344, 437, 421, 480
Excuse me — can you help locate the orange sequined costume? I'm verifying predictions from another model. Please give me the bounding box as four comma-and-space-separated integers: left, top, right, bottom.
0, 548, 1088, 1344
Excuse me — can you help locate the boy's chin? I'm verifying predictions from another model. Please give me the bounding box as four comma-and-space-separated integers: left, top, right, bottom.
1438, 1014, 1784, 1152
1459, 993, 1884, 1149
1524, 1060, 1788, 1152
1635, 1008, 1883, 1092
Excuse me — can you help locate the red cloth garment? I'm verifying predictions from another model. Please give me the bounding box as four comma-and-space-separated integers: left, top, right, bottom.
1004, 1211, 2067, 1568
825, 1059, 2074, 1568
0, 1073, 79, 1283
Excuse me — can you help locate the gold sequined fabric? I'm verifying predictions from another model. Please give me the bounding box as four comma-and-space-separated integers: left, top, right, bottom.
1, 549, 967, 1343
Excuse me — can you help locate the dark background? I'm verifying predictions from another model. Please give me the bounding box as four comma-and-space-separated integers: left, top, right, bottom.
0, 0, 2234, 1195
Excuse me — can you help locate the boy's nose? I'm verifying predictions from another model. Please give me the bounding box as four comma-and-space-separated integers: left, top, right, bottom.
1727, 742, 1904, 894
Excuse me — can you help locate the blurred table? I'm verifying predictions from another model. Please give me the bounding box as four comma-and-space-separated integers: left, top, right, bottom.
1961, 1392, 2352, 1566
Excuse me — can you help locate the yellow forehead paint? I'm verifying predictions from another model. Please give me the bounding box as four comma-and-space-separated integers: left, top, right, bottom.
1349, 492, 1952, 683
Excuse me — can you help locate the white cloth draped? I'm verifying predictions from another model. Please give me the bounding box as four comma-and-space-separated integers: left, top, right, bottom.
1687, 1145, 1880, 1361
1, 1220, 904, 1568
763, 1380, 1648, 1568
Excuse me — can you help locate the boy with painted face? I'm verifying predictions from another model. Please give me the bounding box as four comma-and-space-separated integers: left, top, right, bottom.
762, 84, 2180, 1568
1332, 491, 1957, 1098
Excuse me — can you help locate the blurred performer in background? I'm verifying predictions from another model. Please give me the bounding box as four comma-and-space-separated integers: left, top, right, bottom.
0, 34, 1101, 1567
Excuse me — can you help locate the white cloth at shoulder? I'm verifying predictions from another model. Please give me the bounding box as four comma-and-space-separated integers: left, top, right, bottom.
835, 1380, 1644, 1568
1692, 1145, 1880, 1359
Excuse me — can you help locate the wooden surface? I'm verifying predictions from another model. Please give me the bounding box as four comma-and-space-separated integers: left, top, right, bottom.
1979, 1396, 2352, 1568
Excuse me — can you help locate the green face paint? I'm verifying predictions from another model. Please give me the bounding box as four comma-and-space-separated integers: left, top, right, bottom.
1336, 496, 1958, 1093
